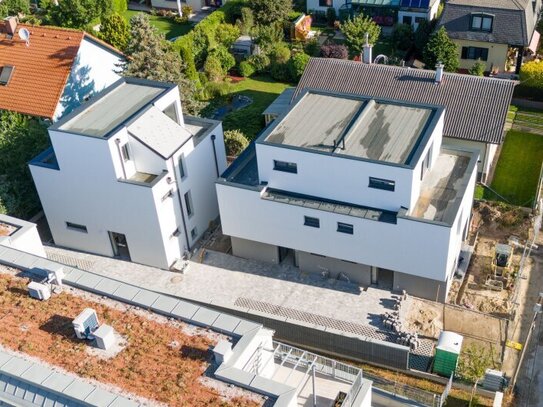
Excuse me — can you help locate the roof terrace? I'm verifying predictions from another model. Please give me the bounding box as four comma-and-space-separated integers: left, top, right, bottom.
262, 91, 440, 166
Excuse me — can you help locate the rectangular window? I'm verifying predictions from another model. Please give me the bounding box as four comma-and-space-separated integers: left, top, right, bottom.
273, 160, 297, 174
163, 102, 179, 124
304, 216, 320, 228
470, 13, 493, 32
66, 222, 88, 233
121, 143, 130, 162
461, 46, 488, 61
402, 16, 412, 25
319, 0, 333, 6
191, 227, 198, 240
179, 156, 186, 179
369, 177, 395, 191
337, 222, 354, 235
184, 191, 193, 217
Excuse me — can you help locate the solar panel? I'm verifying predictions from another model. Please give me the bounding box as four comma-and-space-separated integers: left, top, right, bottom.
400, 0, 430, 7
0, 65, 14, 86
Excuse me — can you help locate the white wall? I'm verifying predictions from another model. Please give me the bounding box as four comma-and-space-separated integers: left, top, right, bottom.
217, 184, 454, 282
0, 215, 46, 258
54, 37, 123, 121
306, 0, 344, 13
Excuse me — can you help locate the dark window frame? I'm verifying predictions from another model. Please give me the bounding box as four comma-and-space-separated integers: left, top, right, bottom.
337, 222, 354, 235
304, 216, 320, 228
461, 46, 489, 61
273, 160, 298, 174
66, 222, 88, 233
184, 191, 193, 217
179, 155, 187, 179
121, 143, 130, 162
369, 177, 395, 192
470, 13, 493, 32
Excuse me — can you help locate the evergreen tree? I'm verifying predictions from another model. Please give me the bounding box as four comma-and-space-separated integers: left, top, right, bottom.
422, 26, 459, 72
249, 0, 292, 25
98, 13, 130, 52
43, 0, 112, 29
123, 14, 202, 115
340, 14, 381, 56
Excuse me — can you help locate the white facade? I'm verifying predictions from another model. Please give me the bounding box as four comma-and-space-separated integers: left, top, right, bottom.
53, 37, 124, 121
217, 90, 478, 301
398, 0, 441, 30
0, 214, 46, 257
30, 78, 226, 270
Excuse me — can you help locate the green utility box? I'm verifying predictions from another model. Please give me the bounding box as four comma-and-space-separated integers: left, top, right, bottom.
433, 331, 463, 377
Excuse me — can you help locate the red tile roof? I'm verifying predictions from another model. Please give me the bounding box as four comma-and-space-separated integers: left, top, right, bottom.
0, 22, 121, 119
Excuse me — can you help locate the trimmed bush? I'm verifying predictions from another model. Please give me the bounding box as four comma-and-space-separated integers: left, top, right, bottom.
270, 42, 291, 64
468, 60, 486, 76
215, 23, 241, 48
288, 52, 310, 81
247, 54, 271, 72
239, 60, 256, 77
224, 129, 249, 156
209, 45, 236, 73
320, 43, 348, 59
520, 60, 543, 89
204, 54, 225, 82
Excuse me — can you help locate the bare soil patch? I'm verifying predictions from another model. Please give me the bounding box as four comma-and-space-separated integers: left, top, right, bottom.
0, 272, 260, 407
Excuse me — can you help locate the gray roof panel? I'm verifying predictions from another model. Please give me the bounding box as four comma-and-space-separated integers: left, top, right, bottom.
294, 58, 516, 144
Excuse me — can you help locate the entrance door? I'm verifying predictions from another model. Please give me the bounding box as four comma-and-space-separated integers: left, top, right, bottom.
108, 231, 131, 261
278, 247, 295, 265
377, 268, 394, 290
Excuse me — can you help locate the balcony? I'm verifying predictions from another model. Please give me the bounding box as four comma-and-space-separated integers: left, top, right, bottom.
118, 170, 168, 188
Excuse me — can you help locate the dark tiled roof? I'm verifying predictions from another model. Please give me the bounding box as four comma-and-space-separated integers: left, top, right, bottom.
294, 58, 516, 144
438, 0, 542, 46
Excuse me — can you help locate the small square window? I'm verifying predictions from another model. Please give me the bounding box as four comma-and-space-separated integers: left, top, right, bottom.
121, 143, 130, 162
273, 160, 297, 174
66, 222, 88, 233
337, 222, 354, 235
304, 216, 320, 228
191, 227, 198, 240
369, 177, 395, 192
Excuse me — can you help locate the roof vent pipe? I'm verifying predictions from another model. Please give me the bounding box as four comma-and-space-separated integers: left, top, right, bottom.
4, 17, 17, 37
362, 33, 372, 64
435, 62, 444, 84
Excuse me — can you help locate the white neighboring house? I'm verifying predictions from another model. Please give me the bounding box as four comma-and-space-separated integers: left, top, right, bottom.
29, 78, 227, 270
150, 0, 226, 12
0, 214, 46, 257
398, 0, 441, 30
217, 89, 479, 302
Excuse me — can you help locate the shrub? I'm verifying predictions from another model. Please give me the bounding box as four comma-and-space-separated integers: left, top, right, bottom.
270, 62, 290, 81
201, 81, 233, 99
204, 54, 225, 81
178, 43, 199, 83
239, 60, 256, 77
111, 0, 127, 13
222, 0, 246, 23
320, 43, 348, 59
247, 53, 270, 72
270, 42, 291, 64
288, 52, 310, 81
326, 7, 336, 26
252, 24, 284, 54
98, 12, 130, 51
468, 59, 486, 76
392, 23, 414, 51
304, 38, 320, 56
520, 60, 543, 89
288, 11, 303, 21
209, 45, 236, 73
215, 23, 241, 48
224, 129, 249, 156
182, 5, 192, 18
238, 7, 254, 35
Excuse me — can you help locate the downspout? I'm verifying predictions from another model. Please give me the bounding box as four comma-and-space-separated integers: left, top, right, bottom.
114, 139, 127, 179
171, 157, 191, 253
210, 135, 220, 177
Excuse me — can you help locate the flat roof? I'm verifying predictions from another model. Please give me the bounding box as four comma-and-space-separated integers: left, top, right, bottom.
262, 91, 438, 166
56, 79, 170, 138
411, 149, 476, 224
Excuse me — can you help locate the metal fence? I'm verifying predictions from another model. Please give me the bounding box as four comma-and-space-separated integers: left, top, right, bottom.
343, 372, 364, 407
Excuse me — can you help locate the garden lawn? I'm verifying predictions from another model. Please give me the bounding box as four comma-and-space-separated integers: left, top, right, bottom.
123, 10, 194, 39
489, 130, 543, 207
215, 76, 291, 140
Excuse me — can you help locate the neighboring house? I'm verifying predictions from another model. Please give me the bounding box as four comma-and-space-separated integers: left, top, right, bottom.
439, 0, 542, 73
0, 17, 124, 121
29, 78, 227, 270
151, 0, 226, 12
307, 0, 440, 28
217, 87, 479, 302
265, 58, 516, 182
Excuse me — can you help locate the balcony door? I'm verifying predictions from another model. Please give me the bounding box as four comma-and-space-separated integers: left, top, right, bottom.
108, 231, 131, 261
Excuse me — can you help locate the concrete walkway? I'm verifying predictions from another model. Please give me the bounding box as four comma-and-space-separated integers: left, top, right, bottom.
44, 246, 394, 330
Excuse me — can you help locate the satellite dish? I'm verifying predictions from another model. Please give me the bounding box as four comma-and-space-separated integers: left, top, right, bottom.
18, 28, 30, 46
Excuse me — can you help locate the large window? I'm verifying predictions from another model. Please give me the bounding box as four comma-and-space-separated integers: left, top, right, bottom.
66, 222, 88, 233
337, 222, 354, 235
369, 177, 395, 192
470, 13, 493, 32
273, 160, 298, 174
304, 216, 320, 228
184, 191, 193, 217
461, 46, 489, 61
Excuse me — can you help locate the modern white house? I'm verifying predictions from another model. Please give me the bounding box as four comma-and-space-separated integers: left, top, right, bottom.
29, 77, 227, 270
217, 89, 479, 302
0, 18, 124, 121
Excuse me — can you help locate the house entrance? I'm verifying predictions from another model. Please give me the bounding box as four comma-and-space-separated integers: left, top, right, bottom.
108, 231, 131, 261
278, 246, 296, 266
371, 267, 394, 289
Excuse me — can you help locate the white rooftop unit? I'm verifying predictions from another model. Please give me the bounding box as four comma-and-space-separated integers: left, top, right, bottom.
72, 308, 99, 340
27, 282, 51, 301
93, 324, 116, 350
483, 369, 504, 391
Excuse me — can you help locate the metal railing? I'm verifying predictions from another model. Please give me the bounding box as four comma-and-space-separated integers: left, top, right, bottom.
342, 371, 364, 407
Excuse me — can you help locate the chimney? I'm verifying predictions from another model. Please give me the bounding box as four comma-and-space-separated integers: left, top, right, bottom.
435, 62, 444, 84
362, 33, 372, 64
4, 17, 17, 37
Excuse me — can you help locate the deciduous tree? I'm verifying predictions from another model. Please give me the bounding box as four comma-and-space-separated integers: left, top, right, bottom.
340, 14, 380, 56
249, 0, 292, 25
43, 0, 112, 29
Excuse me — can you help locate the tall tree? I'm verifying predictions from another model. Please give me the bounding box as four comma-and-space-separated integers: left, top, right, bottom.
98, 12, 130, 52
0, 111, 49, 218
43, 0, 112, 29
123, 14, 202, 115
340, 14, 381, 56
423, 26, 459, 72
249, 0, 292, 25
0, 0, 30, 18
